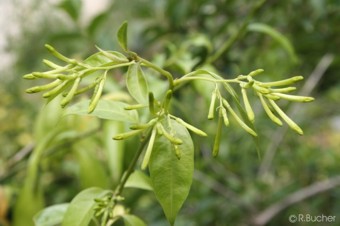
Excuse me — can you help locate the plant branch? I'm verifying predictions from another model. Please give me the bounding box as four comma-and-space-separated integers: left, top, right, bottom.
139, 58, 174, 89
251, 175, 340, 226
113, 130, 152, 197
206, 0, 267, 64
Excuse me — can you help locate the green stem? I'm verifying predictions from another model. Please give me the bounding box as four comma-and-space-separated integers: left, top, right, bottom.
113, 130, 152, 197
206, 0, 267, 64
174, 76, 239, 85
139, 58, 174, 89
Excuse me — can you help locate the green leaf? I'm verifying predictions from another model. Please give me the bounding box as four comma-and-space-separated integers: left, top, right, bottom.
64, 99, 139, 123
149, 119, 194, 225
62, 187, 111, 226
122, 214, 147, 226
117, 21, 128, 51
126, 63, 149, 104
247, 23, 298, 63
84, 50, 127, 67
34, 203, 69, 226
125, 170, 153, 191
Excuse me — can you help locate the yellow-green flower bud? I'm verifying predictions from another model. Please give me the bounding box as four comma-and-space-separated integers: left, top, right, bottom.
241, 88, 255, 122
61, 77, 81, 107
175, 117, 208, 137
253, 83, 271, 94
159, 123, 183, 145
88, 73, 107, 113
271, 93, 314, 102
26, 79, 62, 94
208, 90, 217, 120
259, 76, 304, 87
268, 99, 303, 135
258, 93, 282, 126
141, 128, 157, 170
222, 99, 257, 137
221, 107, 229, 126
248, 69, 264, 77
212, 109, 223, 157
112, 129, 143, 140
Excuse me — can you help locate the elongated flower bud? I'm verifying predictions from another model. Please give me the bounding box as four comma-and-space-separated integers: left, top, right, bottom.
175, 117, 207, 136
253, 84, 271, 94
42, 80, 69, 98
258, 93, 282, 126
248, 69, 264, 77
271, 93, 314, 102
158, 123, 183, 145
268, 99, 303, 135
213, 109, 223, 157
61, 77, 81, 107
148, 92, 156, 115
26, 79, 62, 93
45, 44, 77, 64
141, 128, 157, 170
269, 87, 296, 93
222, 99, 257, 137
241, 88, 255, 122
88, 73, 107, 113
208, 90, 217, 120
173, 145, 181, 160
124, 104, 146, 110
130, 118, 158, 130
221, 107, 229, 126
23, 73, 37, 80
163, 90, 172, 112
113, 129, 143, 140
259, 76, 304, 87
43, 59, 62, 69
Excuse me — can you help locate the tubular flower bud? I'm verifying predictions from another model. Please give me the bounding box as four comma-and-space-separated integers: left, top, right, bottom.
241, 88, 255, 122
174, 117, 207, 137
212, 109, 223, 157
222, 99, 257, 137
268, 99, 303, 135
61, 77, 81, 107
141, 128, 157, 170
208, 90, 217, 120
26, 79, 62, 93
271, 93, 314, 102
112, 129, 143, 140
258, 93, 282, 126
259, 76, 304, 87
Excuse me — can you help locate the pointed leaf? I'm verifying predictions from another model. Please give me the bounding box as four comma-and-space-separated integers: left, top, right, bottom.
125, 170, 153, 191
62, 188, 111, 226
117, 21, 128, 51
122, 214, 146, 226
149, 119, 194, 225
34, 203, 69, 226
64, 99, 139, 123
126, 63, 149, 104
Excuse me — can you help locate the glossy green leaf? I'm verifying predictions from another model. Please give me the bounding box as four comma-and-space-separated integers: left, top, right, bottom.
247, 23, 298, 63
34, 203, 69, 226
149, 119, 194, 225
117, 21, 128, 51
126, 63, 149, 104
64, 99, 139, 123
125, 170, 153, 191
122, 214, 147, 226
62, 187, 111, 226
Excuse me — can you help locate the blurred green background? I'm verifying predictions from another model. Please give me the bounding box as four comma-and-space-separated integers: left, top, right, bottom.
0, 0, 339, 225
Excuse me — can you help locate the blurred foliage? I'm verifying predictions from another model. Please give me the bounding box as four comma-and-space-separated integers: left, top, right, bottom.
1, 0, 340, 225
